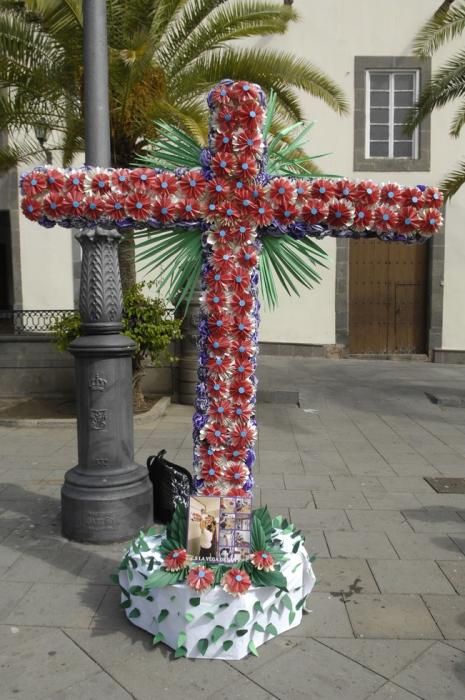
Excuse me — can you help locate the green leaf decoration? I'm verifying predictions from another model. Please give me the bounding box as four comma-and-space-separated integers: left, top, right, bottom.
265, 623, 278, 637
177, 631, 187, 648
189, 597, 201, 607
251, 516, 267, 552
147, 595, 154, 602
170, 595, 176, 602
127, 567, 134, 583
232, 610, 250, 628
281, 594, 293, 611
309, 554, 317, 563
292, 541, 301, 554
197, 639, 209, 656
174, 646, 187, 659
218, 602, 230, 610
109, 573, 119, 584
144, 569, 185, 589
223, 640, 233, 652
120, 599, 131, 609
250, 568, 288, 591
129, 585, 146, 597
211, 625, 225, 643
153, 632, 165, 645
248, 640, 259, 657
296, 596, 308, 611
289, 611, 296, 625
275, 589, 283, 598
252, 507, 274, 541
166, 504, 188, 547
214, 564, 231, 586
146, 525, 161, 537
203, 611, 215, 620
129, 608, 141, 619
292, 562, 302, 573
147, 557, 155, 572
253, 601, 264, 614
272, 515, 284, 529
158, 609, 169, 623
252, 622, 265, 633
137, 120, 202, 172
236, 629, 248, 637
270, 604, 279, 615
184, 612, 195, 623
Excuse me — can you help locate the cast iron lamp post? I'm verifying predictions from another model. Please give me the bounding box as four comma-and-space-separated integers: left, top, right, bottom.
61, 0, 152, 542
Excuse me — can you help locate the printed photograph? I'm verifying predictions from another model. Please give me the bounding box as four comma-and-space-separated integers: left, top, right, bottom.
236, 497, 252, 514
235, 515, 250, 531
219, 531, 234, 547
219, 514, 236, 530
187, 496, 220, 562
234, 546, 251, 561
219, 547, 234, 561
220, 497, 236, 513
235, 530, 251, 546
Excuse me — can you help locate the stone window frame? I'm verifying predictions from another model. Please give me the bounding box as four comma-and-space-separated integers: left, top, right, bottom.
354, 56, 431, 172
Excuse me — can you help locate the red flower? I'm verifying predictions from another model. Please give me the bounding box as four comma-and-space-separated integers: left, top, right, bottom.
214, 131, 234, 152
424, 186, 443, 208
227, 486, 249, 498
103, 193, 127, 221
65, 171, 85, 197
86, 195, 105, 220
207, 354, 233, 377
200, 485, 222, 497
153, 172, 178, 196
211, 246, 235, 271
230, 224, 255, 245
207, 227, 235, 246
295, 179, 312, 201
230, 378, 254, 403
206, 177, 231, 202
203, 421, 229, 446
400, 186, 424, 209
234, 357, 254, 379
335, 179, 356, 201
232, 338, 254, 358
89, 171, 111, 194
112, 169, 131, 193
63, 192, 86, 217
250, 550, 275, 572
230, 268, 251, 294
207, 378, 228, 399
217, 201, 240, 225
210, 83, 232, 106
43, 192, 66, 218
254, 200, 274, 228
301, 198, 329, 225
209, 312, 233, 336
198, 443, 218, 467
231, 316, 253, 339
164, 548, 188, 572
45, 169, 65, 193
352, 206, 374, 232
230, 81, 260, 102
177, 198, 202, 221
129, 167, 157, 192
207, 400, 234, 422
230, 292, 254, 315
354, 180, 380, 206
311, 178, 336, 202
21, 197, 43, 221
230, 421, 257, 448
179, 170, 207, 198
21, 171, 47, 197
419, 209, 443, 234
211, 151, 236, 177
205, 201, 220, 223
205, 266, 233, 292
208, 334, 230, 354
222, 568, 252, 596
202, 289, 227, 313
225, 445, 248, 462
237, 245, 258, 268
237, 101, 264, 129
187, 566, 215, 592
380, 183, 402, 206
397, 206, 420, 234
327, 198, 355, 230
270, 178, 296, 205
125, 192, 152, 221
224, 463, 249, 485
373, 206, 397, 233
231, 403, 254, 421
235, 155, 259, 180
234, 131, 263, 156
217, 105, 236, 131
233, 190, 258, 215
152, 195, 177, 224
200, 462, 223, 483
273, 203, 299, 226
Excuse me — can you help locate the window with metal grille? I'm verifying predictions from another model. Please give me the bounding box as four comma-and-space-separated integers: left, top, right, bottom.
366, 70, 419, 159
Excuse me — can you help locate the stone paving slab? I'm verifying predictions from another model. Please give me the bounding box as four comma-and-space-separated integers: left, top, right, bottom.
286, 592, 354, 638
48, 671, 133, 700
290, 507, 352, 531
325, 531, 399, 559
345, 594, 442, 639
368, 560, 456, 595
367, 682, 423, 699
386, 532, 465, 560
390, 641, 465, 700
436, 561, 465, 594
402, 507, 465, 534
313, 558, 379, 594
422, 594, 465, 639
345, 509, 412, 533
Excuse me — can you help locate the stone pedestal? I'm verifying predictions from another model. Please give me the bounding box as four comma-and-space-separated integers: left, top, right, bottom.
61, 228, 151, 543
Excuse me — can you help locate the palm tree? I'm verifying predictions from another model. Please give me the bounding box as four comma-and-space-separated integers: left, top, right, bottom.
405, 1, 465, 198
0, 0, 348, 287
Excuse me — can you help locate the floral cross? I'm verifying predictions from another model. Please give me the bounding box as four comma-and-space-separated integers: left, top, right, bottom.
20, 79, 443, 500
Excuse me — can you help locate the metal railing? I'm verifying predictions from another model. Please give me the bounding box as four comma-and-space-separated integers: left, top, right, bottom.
0, 309, 76, 336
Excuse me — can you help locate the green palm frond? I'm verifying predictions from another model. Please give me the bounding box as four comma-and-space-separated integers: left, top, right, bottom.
413, 1, 465, 57
450, 98, 465, 137
135, 228, 202, 312
136, 119, 202, 170
260, 235, 329, 309
439, 159, 465, 199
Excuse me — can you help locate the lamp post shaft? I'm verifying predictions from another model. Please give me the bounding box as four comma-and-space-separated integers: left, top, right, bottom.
61, 0, 152, 543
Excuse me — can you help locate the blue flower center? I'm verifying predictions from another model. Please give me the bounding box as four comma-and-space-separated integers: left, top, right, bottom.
73, 177, 79, 185
186, 204, 192, 212
335, 211, 342, 218
198, 570, 206, 578
383, 214, 389, 221
235, 574, 243, 582
220, 160, 227, 168
249, 111, 256, 118
238, 386, 245, 393
358, 211, 365, 219
319, 187, 326, 194
161, 181, 168, 189
140, 174, 147, 181
136, 202, 143, 209
31, 178, 37, 186
242, 163, 249, 170
98, 180, 105, 188
190, 179, 197, 187
311, 208, 317, 215
161, 207, 168, 215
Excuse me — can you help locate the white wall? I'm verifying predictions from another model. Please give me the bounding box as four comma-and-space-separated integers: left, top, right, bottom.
256, 0, 465, 348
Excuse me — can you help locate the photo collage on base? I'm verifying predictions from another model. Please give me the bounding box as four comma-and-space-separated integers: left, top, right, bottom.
187, 495, 252, 564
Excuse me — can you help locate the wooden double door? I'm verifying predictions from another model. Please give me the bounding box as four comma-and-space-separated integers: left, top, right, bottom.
349, 238, 428, 354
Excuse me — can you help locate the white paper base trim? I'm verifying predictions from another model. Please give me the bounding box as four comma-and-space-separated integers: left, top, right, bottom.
119, 527, 316, 660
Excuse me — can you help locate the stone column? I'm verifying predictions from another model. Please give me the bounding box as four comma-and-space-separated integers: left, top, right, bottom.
61, 227, 152, 542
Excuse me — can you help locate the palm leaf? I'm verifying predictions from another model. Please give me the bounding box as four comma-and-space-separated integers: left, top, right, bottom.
260, 235, 329, 309
412, 1, 465, 57
439, 159, 465, 199
136, 119, 203, 170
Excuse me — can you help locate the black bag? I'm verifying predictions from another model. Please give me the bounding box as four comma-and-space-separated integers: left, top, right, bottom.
146, 450, 193, 524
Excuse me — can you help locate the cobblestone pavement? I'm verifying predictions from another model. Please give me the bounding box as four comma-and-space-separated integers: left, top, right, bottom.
0, 357, 464, 699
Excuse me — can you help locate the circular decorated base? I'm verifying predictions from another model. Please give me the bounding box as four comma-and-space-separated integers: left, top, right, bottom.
118, 524, 315, 660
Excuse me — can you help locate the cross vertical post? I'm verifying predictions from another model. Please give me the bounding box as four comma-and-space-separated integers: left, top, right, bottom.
60, 0, 151, 542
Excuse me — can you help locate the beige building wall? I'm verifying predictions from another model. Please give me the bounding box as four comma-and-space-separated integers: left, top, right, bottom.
258, 0, 465, 350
